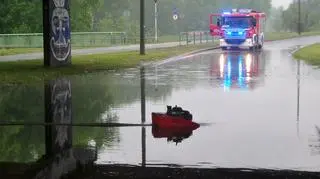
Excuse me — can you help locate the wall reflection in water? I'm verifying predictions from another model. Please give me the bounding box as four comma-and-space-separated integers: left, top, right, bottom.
0, 78, 98, 179
37, 78, 97, 179
210, 51, 265, 91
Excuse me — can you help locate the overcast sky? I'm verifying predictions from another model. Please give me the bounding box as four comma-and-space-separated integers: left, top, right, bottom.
272, 0, 292, 9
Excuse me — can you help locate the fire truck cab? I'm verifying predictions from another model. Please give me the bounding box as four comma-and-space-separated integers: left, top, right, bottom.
209, 9, 266, 50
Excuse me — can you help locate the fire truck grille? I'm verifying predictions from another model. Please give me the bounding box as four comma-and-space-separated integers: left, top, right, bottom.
225, 39, 245, 45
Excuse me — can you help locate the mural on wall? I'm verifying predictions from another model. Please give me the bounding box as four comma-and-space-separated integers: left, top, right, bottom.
51, 78, 72, 149
50, 0, 71, 62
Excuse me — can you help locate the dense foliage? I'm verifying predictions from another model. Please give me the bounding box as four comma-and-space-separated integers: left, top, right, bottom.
0, 0, 273, 35
269, 0, 320, 32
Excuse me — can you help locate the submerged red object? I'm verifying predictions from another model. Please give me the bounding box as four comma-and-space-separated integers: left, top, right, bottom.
152, 113, 200, 130
151, 105, 200, 130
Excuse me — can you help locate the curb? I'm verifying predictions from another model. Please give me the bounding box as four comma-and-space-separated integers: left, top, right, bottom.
142, 46, 220, 67
186, 46, 220, 55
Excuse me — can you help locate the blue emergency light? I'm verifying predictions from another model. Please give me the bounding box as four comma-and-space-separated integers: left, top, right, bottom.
225, 31, 245, 37
222, 8, 253, 14
222, 11, 231, 15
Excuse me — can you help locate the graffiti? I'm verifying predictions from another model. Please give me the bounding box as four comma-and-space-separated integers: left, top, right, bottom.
50, 0, 71, 61
51, 79, 72, 149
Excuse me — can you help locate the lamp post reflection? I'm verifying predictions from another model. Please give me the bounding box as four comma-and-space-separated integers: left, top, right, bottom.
140, 66, 146, 167
297, 58, 300, 138
211, 52, 264, 91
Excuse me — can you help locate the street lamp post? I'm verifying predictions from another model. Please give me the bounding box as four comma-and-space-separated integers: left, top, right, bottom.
140, 0, 145, 55
154, 0, 158, 43
298, 0, 301, 35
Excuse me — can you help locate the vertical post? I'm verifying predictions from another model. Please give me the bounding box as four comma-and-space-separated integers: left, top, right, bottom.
282, 10, 285, 31
206, 32, 208, 43
193, 32, 196, 45
140, 0, 145, 55
298, 0, 301, 35
186, 32, 189, 45
154, 0, 158, 43
43, 0, 71, 67
43, 0, 50, 66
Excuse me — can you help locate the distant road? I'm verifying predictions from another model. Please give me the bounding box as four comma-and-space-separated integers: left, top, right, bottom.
0, 40, 213, 62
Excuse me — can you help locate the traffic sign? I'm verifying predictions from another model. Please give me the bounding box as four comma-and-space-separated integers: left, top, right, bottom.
173, 14, 178, 20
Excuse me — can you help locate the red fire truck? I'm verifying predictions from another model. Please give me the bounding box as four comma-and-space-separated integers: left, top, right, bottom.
209, 9, 266, 50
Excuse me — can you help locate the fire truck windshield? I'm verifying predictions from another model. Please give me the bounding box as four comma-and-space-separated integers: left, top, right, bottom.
222, 17, 253, 29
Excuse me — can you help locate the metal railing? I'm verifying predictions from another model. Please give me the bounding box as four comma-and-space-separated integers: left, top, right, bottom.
179, 31, 217, 45
0, 32, 127, 48
0, 31, 215, 48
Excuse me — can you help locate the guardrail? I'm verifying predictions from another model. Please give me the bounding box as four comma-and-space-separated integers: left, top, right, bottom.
179, 31, 217, 45
0, 31, 216, 48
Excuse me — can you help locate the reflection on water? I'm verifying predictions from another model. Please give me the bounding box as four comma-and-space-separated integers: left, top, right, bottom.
45, 78, 72, 155
0, 78, 99, 178
2, 47, 320, 175
152, 126, 196, 145
210, 51, 265, 91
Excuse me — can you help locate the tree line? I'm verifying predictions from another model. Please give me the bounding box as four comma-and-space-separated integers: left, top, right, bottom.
0, 0, 289, 36
269, 0, 320, 32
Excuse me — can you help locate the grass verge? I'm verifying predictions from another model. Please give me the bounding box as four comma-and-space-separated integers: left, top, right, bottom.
0, 35, 178, 56
293, 43, 320, 66
2, 32, 320, 56
0, 43, 217, 84
265, 31, 320, 41
0, 48, 41, 56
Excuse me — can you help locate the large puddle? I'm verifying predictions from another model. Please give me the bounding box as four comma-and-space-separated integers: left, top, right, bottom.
2, 46, 320, 172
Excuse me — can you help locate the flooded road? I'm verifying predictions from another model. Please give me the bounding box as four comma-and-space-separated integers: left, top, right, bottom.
2, 36, 320, 173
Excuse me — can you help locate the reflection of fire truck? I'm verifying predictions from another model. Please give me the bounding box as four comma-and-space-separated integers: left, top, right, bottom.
210, 52, 265, 90
209, 9, 266, 50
